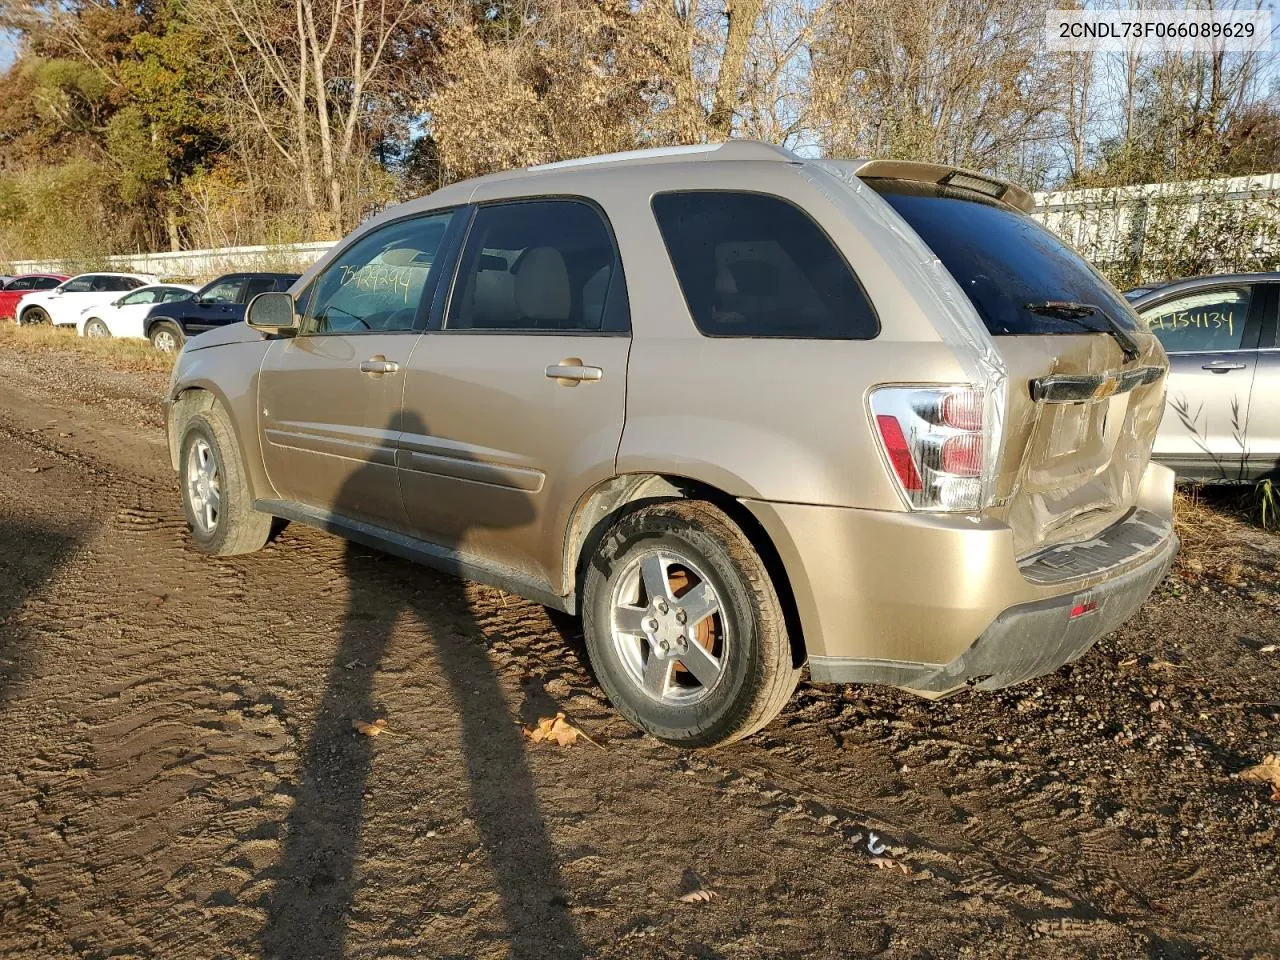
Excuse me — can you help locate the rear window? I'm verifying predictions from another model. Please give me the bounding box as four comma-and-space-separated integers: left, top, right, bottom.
865, 178, 1138, 337
651, 191, 878, 339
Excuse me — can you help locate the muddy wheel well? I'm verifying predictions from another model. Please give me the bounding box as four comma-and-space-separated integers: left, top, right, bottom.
565, 474, 807, 669
167, 388, 217, 470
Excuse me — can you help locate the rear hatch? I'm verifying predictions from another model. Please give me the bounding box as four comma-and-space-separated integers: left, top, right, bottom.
863, 173, 1168, 557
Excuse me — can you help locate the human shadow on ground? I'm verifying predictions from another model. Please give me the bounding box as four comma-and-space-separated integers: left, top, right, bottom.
260, 411, 584, 959
0, 516, 78, 711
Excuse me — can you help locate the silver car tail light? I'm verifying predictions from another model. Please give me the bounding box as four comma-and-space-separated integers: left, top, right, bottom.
870, 385, 989, 511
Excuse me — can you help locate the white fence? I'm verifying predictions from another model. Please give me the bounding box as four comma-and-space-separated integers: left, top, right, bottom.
8, 240, 336, 280
1034, 173, 1280, 277
10, 173, 1280, 281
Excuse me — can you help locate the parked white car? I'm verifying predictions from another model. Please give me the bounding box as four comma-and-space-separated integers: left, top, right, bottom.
76, 284, 197, 340
17, 272, 160, 328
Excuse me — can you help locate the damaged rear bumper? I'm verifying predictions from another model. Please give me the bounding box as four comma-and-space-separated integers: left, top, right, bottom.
742, 461, 1180, 698
807, 528, 1177, 696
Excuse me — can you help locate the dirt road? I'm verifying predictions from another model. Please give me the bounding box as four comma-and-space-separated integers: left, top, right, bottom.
1, 342, 1278, 959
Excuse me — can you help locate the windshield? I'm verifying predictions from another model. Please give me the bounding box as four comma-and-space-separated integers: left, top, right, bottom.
865, 178, 1139, 337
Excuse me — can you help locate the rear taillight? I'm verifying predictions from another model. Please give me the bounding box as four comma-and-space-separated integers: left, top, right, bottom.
870, 386, 988, 511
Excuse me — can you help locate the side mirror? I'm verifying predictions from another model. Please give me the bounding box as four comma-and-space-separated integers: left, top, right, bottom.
246, 291, 298, 335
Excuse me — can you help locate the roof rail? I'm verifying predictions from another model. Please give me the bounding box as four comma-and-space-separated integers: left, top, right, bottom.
527, 140, 797, 172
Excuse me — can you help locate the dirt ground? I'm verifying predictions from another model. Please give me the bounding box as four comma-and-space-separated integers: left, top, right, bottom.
0, 340, 1278, 960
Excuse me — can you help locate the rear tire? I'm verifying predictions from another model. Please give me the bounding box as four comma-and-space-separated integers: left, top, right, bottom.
179, 407, 272, 556
150, 321, 184, 353
20, 306, 49, 326
84, 319, 110, 338
582, 499, 800, 747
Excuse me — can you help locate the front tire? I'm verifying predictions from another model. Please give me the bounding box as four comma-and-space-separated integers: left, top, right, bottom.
20, 306, 49, 326
84, 319, 110, 338
582, 499, 800, 747
179, 408, 272, 556
150, 321, 184, 353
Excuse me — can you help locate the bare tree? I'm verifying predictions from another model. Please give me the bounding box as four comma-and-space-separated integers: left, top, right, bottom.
191, 0, 424, 231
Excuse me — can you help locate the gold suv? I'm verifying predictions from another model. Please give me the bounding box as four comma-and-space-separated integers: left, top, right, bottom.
166, 141, 1178, 747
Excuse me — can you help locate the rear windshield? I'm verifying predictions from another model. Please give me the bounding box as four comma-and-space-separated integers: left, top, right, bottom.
865, 178, 1138, 337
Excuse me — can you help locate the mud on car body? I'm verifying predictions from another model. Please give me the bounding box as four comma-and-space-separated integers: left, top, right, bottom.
164, 141, 1177, 747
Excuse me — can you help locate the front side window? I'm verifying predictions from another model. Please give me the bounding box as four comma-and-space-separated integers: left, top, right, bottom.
62, 277, 93, 293
446, 199, 626, 333
651, 191, 877, 339
306, 211, 454, 335
1140, 286, 1253, 353
6, 278, 33, 290
120, 289, 159, 306
199, 278, 242, 304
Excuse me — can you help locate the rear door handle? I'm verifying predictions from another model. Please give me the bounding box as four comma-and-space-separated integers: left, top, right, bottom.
1201, 361, 1246, 373
360, 356, 400, 375
545, 359, 603, 384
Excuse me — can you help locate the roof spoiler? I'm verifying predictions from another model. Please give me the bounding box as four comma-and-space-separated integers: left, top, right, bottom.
851, 160, 1036, 214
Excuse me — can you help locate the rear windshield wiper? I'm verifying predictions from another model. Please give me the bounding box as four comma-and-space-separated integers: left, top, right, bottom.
1025, 301, 1141, 361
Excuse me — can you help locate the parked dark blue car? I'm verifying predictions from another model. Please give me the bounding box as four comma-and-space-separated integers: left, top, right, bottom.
144, 272, 300, 353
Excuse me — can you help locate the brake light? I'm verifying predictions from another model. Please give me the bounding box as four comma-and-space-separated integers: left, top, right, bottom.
870, 386, 988, 511
875, 415, 923, 491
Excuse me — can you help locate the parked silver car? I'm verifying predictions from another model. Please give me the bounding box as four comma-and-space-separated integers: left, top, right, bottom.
1131, 273, 1280, 481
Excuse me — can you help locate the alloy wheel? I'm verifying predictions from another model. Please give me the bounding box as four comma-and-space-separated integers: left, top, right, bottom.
609, 549, 727, 704
185, 438, 221, 535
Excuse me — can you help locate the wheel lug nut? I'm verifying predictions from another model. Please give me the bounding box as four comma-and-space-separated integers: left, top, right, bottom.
656, 600, 668, 614
675, 610, 687, 624
659, 639, 669, 651
647, 618, 659, 631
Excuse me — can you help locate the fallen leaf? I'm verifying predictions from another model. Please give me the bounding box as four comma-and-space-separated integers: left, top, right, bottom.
1239, 755, 1280, 789
523, 712, 602, 749
677, 889, 717, 903
1260, 644, 1278, 654
868, 856, 913, 875
352, 718, 402, 738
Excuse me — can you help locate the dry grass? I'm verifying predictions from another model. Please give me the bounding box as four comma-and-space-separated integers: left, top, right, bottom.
0, 322, 173, 373
1174, 486, 1279, 606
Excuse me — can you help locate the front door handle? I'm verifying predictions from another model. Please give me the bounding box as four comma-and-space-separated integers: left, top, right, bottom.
545, 358, 603, 385
360, 356, 400, 376
1202, 360, 1246, 373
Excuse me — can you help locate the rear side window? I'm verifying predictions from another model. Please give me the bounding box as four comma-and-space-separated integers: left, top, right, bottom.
866, 178, 1138, 337
94, 276, 141, 292
30, 277, 61, 290
1139, 286, 1253, 353
242, 277, 276, 302
651, 191, 878, 339
447, 199, 627, 333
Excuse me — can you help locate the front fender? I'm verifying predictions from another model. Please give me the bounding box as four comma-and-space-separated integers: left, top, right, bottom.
167, 340, 277, 501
